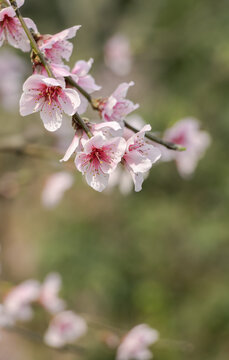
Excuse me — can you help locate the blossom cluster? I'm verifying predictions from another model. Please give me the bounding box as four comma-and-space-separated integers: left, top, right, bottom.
0, 273, 158, 359
0, 0, 211, 195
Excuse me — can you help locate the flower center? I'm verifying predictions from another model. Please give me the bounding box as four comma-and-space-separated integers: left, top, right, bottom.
39, 85, 62, 105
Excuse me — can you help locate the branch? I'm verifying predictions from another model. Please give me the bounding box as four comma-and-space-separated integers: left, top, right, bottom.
8, 0, 54, 78
72, 113, 92, 138
4, 325, 85, 356
124, 121, 185, 151
8, 0, 91, 139
66, 79, 185, 151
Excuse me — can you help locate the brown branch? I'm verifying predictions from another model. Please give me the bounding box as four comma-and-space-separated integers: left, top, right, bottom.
124, 121, 185, 151
4, 325, 85, 356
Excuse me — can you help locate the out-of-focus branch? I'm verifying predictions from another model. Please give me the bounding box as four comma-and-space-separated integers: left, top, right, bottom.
4, 325, 85, 356
0, 134, 58, 159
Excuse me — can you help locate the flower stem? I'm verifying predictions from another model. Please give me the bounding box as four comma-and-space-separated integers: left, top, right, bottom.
72, 113, 93, 138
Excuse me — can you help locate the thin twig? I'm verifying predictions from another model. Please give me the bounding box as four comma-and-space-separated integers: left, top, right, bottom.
124, 121, 185, 151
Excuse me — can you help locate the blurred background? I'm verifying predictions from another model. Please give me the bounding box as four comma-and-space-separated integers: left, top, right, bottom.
0, 0, 229, 359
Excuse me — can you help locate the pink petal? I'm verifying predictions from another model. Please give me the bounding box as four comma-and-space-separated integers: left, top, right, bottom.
60, 134, 80, 162
40, 102, 63, 132
72, 58, 94, 77
58, 88, 80, 115
112, 81, 134, 100
85, 168, 109, 192
19, 91, 43, 116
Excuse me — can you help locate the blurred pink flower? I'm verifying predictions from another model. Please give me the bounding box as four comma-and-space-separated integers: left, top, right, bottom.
41, 172, 74, 208
3, 280, 40, 321
99, 82, 139, 123
70, 58, 101, 114
20, 75, 80, 132
107, 165, 134, 195
117, 324, 159, 360
39, 273, 66, 314
104, 34, 132, 76
37, 25, 81, 64
161, 118, 211, 178
75, 133, 126, 192
123, 125, 161, 191
0, 304, 14, 327
0, 3, 37, 51
44, 311, 87, 348
0, 49, 26, 110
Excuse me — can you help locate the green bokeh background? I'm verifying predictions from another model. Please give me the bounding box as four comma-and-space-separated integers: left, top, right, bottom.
1, 0, 229, 359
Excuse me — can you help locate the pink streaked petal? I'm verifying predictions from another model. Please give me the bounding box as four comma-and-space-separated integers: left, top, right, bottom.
22, 74, 45, 92
60, 134, 80, 162
124, 152, 152, 173
104, 96, 117, 117
85, 167, 109, 192
77, 74, 101, 93
0, 7, 15, 21
58, 88, 80, 115
45, 25, 81, 47
72, 58, 94, 77
93, 121, 123, 137
112, 81, 134, 100
83, 134, 105, 154
19, 91, 42, 116
42, 77, 65, 88
40, 102, 63, 132
5, 19, 31, 51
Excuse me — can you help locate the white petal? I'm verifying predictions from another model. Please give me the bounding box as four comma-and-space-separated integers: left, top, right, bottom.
40, 102, 63, 132
60, 134, 80, 162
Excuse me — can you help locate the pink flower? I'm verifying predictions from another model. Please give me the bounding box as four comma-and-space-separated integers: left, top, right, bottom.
44, 311, 87, 348
0, 4, 37, 51
99, 82, 139, 123
116, 324, 159, 360
20, 75, 80, 132
0, 49, 27, 111
37, 25, 81, 64
39, 273, 65, 314
162, 118, 211, 178
3, 280, 40, 321
60, 121, 123, 162
75, 134, 126, 192
123, 125, 161, 191
104, 34, 132, 76
0, 304, 15, 327
70, 58, 101, 114
41, 172, 74, 208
